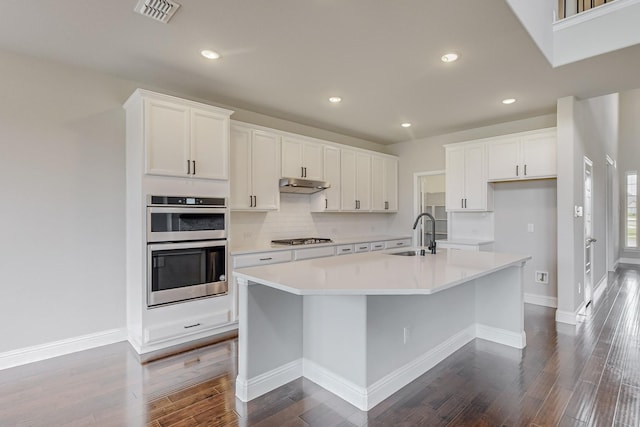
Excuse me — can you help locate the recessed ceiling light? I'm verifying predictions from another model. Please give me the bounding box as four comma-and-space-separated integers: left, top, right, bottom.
201, 49, 221, 60
329, 96, 342, 103
401, 122, 412, 128
441, 53, 459, 63
502, 98, 517, 105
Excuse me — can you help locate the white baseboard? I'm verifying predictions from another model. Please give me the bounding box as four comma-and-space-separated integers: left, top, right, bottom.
593, 275, 608, 303
0, 328, 127, 371
303, 359, 368, 410
235, 359, 302, 402
476, 324, 526, 349
618, 257, 640, 265
364, 325, 477, 411
556, 300, 586, 325
524, 293, 558, 308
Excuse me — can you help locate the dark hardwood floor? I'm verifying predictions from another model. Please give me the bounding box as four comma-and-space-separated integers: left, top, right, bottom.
2, 266, 640, 426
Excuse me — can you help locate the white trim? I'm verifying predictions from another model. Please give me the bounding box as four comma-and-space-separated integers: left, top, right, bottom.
235, 359, 302, 402
475, 324, 526, 349
0, 328, 127, 371
524, 293, 558, 308
593, 274, 608, 303
303, 359, 368, 410
413, 170, 446, 247
556, 300, 586, 325
554, 0, 640, 30
618, 257, 640, 265
286, 324, 523, 411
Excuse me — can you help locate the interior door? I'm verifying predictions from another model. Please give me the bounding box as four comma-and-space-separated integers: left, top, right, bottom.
584, 157, 594, 307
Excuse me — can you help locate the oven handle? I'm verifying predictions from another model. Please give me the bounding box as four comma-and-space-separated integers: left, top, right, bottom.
148, 240, 227, 251
148, 207, 227, 214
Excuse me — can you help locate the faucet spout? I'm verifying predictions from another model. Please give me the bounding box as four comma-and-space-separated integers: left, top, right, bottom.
412, 212, 437, 254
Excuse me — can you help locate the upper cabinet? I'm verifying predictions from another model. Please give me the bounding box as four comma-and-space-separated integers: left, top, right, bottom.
487, 128, 556, 182
341, 149, 371, 211
371, 155, 398, 212
230, 124, 281, 211
311, 145, 341, 212
126, 89, 233, 180
445, 143, 490, 212
281, 137, 324, 180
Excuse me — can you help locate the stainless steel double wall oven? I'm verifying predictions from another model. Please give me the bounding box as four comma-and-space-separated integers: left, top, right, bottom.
146, 195, 228, 307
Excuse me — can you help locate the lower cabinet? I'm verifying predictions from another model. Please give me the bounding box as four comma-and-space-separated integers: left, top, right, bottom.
144, 311, 230, 344
384, 238, 412, 249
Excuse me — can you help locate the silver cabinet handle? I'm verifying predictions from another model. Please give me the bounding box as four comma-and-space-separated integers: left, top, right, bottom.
192, 160, 196, 175
516, 165, 519, 176
259, 257, 273, 261
325, 198, 328, 209
253, 195, 256, 207
461, 198, 464, 208
465, 198, 467, 208
524, 164, 527, 176
396, 242, 403, 246
341, 248, 351, 252
249, 195, 253, 207
301, 166, 304, 178
187, 160, 191, 175
303, 167, 307, 177
359, 246, 367, 250
184, 323, 201, 329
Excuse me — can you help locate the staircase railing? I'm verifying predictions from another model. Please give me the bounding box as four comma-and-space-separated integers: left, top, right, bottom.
558, 0, 615, 19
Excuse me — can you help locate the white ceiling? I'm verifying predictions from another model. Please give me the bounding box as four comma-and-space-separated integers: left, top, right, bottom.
2, 0, 640, 144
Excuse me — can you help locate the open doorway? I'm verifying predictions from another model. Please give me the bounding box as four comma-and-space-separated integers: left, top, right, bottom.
413, 171, 447, 246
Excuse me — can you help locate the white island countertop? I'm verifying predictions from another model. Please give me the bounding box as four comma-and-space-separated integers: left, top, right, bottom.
234, 248, 531, 296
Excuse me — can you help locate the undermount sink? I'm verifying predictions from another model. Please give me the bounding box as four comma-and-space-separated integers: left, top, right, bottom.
388, 250, 426, 256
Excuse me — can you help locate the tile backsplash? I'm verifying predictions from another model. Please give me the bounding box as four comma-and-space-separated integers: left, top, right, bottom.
230, 193, 393, 247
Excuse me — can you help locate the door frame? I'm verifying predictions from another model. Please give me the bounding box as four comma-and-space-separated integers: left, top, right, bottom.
413, 170, 446, 246
584, 156, 594, 307
605, 155, 616, 272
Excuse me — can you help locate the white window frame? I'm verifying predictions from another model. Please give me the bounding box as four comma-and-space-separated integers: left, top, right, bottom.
625, 171, 637, 249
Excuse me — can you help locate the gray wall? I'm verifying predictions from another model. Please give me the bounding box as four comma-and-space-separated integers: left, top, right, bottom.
493, 180, 558, 302
618, 89, 640, 260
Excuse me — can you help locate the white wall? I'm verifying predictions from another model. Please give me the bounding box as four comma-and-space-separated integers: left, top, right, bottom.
493, 180, 558, 305
230, 194, 393, 248
0, 48, 385, 357
618, 88, 640, 261
505, 0, 555, 64
556, 94, 619, 320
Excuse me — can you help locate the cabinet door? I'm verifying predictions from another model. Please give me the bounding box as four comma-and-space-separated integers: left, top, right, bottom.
323, 146, 341, 211
281, 137, 304, 178
445, 147, 466, 211
230, 126, 252, 209
190, 108, 229, 180
521, 132, 556, 178
341, 149, 357, 211
302, 142, 324, 180
251, 130, 280, 210
487, 138, 519, 181
384, 157, 398, 212
463, 144, 486, 210
355, 152, 371, 211
371, 155, 385, 211
145, 99, 190, 177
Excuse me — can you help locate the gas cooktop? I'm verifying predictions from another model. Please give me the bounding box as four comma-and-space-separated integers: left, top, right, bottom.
271, 238, 333, 246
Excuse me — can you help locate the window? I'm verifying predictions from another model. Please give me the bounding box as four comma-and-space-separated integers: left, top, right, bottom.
626, 171, 637, 248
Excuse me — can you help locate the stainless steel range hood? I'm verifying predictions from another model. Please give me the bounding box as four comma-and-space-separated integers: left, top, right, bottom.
279, 177, 330, 194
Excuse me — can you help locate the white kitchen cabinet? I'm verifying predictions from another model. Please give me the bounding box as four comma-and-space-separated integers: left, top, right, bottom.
487, 128, 556, 181
232, 250, 292, 268
445, 143, 490, 211
281, 136, 323, 180
141, 92, 231, 180
230, 124, 281, 211
370, 241, 386, 251
354, 243, 370, 253
384, 239, 412, 249
294, 246, 335, 260
341, 149, 371, 211
311, 145, 341, 212
335, 244, 355, 255
372, 155, 398, 212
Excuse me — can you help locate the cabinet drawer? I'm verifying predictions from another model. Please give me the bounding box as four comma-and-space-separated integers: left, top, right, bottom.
385, 239, 411, 249
370, 241, 386, 251
354, 243, 370, 253
335, 244, 355, 255
233, 250, 292, 268
144, 311, 230, 344
294, 246, 335, 260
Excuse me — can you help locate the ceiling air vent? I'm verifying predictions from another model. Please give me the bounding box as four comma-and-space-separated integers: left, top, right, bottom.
134, 0, 181, 24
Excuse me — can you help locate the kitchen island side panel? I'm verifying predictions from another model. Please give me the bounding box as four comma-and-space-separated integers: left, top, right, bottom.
302, 295, 368, 387
365, 282, 476, 385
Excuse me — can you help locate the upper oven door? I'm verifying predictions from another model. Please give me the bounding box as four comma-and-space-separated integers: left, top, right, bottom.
147, 207, 226, 242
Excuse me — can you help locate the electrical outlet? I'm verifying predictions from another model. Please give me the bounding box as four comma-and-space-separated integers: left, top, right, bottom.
535, 271, 548, 284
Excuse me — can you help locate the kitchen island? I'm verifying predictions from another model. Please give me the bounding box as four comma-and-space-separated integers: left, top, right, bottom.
233, 248, 530, 411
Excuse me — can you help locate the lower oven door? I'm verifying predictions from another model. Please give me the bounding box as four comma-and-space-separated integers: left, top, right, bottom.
147, 240, 227, 307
